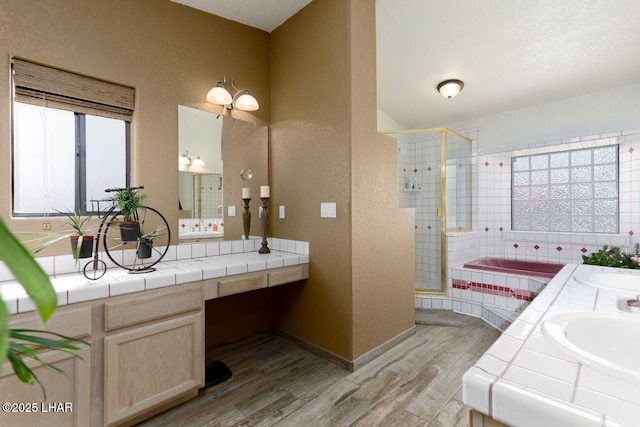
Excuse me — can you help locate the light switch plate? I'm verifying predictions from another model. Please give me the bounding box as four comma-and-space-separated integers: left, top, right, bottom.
279, 205, 285, 219
228, 205, 236, 217
321, 202, 337, 218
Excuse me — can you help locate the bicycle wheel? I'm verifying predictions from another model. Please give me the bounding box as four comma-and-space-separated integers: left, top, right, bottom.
83, 258, 107, 280
103, 206, 171, 272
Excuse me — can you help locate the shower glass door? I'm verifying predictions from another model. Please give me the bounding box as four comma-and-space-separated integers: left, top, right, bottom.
388, 128, 473, 294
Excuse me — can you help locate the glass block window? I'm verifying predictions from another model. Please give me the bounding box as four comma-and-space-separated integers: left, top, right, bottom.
512, 145, 618, 233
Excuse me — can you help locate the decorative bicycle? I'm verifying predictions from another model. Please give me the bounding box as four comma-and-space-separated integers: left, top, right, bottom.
82, 186, 171, 280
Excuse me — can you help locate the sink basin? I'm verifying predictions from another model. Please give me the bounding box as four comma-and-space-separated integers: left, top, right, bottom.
542, 312, 640, 382
573, 269, 640, 294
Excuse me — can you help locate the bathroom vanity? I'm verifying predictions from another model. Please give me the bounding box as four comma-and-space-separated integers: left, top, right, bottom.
0, 238, 309, 427
463, 264, 640, 426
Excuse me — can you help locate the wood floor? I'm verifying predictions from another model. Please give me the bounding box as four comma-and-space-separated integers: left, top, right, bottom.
138, 313, 500, 427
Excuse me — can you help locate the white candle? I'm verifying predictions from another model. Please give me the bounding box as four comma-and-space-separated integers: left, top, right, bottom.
260, 185, 270, 198
242, 187, 251, 199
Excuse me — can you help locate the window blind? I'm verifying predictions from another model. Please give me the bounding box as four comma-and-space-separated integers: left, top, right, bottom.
12, 58, 134, 121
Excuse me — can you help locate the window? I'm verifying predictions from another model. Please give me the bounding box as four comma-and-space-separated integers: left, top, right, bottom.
11, 58, 134, 216
511, 145, 619, 233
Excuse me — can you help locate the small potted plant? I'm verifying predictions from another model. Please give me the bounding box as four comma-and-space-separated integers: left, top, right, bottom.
137, 236, 154, 259
62, 210, 94, 261
136, 226, 164, 259
111, 188, 148, 241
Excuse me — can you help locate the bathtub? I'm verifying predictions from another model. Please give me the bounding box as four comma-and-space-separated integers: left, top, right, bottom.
462, 257, 565, 279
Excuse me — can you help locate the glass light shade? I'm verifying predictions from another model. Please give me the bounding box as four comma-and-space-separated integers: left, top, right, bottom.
437, 80, 464, 98
179, 156, 191, 166
192, 157, 205, 167
234, 93, 259, 111
206, 86, 232, 105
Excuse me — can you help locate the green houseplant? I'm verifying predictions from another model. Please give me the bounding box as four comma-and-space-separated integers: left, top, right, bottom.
0, 217, 88, 398
61, 210, 94, 261
582, 245, 640, 269
111, 188, 148, 241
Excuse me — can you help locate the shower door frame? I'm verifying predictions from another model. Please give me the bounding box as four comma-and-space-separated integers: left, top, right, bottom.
383, 127, 473, 295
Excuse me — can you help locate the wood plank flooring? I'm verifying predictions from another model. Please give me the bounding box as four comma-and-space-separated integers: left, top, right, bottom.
138, 312, 500, 427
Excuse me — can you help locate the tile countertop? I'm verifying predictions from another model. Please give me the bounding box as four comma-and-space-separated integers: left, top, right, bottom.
463, 264, 640, 427
0, 238, 309, 315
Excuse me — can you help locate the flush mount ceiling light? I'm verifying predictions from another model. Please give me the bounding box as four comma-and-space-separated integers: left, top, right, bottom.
206, 77, 259, 111
437, 79, 464, 99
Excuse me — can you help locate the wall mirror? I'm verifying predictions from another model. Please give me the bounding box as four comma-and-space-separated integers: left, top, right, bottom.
177, 105, 268, 241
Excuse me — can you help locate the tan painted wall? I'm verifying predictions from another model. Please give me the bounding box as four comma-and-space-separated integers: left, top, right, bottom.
1, 0, 416, 364
270, 0, 415, 360
0, 0, 270, 250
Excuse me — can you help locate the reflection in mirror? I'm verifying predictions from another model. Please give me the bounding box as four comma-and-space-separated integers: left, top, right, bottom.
178, 105, 223, 239
177, 105, 268, 241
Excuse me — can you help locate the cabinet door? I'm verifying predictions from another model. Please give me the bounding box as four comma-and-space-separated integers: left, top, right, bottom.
104, 313, 203, 426
0, 347, 91, 427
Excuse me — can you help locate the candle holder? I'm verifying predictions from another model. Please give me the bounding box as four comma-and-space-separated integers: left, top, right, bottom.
259, 197, 270, 253
242, 198, 251, 239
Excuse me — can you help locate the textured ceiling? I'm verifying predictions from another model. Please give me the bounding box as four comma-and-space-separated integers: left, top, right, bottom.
170, 0, 640, 130
170, 0, 312, 32
376, 0, 640, 129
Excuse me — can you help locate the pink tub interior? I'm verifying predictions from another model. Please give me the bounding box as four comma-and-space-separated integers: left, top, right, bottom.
462, 257, 565, 279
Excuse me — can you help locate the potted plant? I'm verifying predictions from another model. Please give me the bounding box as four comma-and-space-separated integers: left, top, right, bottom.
137, 236, 154, 259
61, 210, 94, 261
136, 226, 165, 259
111, 188, 148, 241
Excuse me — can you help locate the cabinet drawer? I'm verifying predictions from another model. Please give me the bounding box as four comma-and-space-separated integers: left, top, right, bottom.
218, 273, 265, 297
104, 285, 201, 331
268, 265, 307, 287
9, 306, 92, 338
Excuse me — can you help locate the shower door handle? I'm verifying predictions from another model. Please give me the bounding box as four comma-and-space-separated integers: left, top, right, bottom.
437, 208, 442, 217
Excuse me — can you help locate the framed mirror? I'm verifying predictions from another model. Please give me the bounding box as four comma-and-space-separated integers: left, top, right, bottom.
177, 105, 268, 241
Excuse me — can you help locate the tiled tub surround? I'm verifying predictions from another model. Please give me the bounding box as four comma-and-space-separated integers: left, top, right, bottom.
0, 237, 309, 314
178, 218, 224, 239
463, 264, 640, 427
474, 130, 640, 264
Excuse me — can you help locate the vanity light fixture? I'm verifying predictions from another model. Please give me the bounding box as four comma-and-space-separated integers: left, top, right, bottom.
179, 152, 191, 166
437, 79, 464, 99
206, 77, 259, 111
192, 156, 205, 167
178, 151, 205, 169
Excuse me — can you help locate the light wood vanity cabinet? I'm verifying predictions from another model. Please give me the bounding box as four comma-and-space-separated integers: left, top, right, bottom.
103, 284, 204, 426
1, 263, 307, 426
0, 307, 92, 427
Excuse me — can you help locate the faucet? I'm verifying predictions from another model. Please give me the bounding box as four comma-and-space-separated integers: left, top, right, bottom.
627, 295, 640, 307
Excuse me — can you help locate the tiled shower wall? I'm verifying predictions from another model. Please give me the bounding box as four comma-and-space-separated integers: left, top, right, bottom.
398, 133, 442, 290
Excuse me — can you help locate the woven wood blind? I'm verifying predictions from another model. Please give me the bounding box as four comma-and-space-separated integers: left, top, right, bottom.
12, 58, 134, 121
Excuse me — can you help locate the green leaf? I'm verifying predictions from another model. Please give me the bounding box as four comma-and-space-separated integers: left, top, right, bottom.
9, 330, 87, 353
7, 342, 65, 375
0, 218, 57, 323
6, 351, 47, 399
0, 299, 7, 369
7, 351, 33, 385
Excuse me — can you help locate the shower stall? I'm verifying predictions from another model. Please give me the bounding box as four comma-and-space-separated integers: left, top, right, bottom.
386, 128, 473, 294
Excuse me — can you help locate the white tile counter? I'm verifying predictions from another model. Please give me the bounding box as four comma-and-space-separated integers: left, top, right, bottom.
463, 264, 640, 427
0, 237, 309, 315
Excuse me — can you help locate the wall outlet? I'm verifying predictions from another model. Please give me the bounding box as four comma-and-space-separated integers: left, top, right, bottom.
227, 205, 236, 217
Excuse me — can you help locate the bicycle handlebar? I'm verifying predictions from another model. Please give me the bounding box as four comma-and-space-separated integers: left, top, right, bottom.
104, 186, 144, 193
